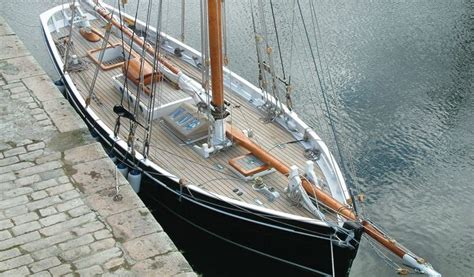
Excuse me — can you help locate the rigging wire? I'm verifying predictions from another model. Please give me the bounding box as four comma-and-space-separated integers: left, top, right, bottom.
199, 0, 213, 145
308, 0, 363, 215
129, 0, 154, 144
292, 6, 420, 272
282, 0, 329, 142
180, 0, 185, 42
63, 0, 77, 73
269, 0, 286, 80
200, 0, 209, 100
293, 0, 349, 205
104, 0, 143, 163
257, 0, 284, 116
301, 1, 348, 207
216, 3, 360, 237
252, 0, 326, 135
163, 0, 171, 41
249, 1, 270, 108
267, 139, 305, 153
269, 0, 294, 111
222, 2, 360, 235
115, 0, 142, 141
222, 0, 229, 65
116, 0, 128, 108
295, 0, 346, 179
85, 11, 115, 108
362, 236, 414, 273
287, 0, 296, 87
142, 0, 165, 159
118, 0, 141, 110
234, 104, 254, 135
125, 4, 149, 164
131, 0, 153, 118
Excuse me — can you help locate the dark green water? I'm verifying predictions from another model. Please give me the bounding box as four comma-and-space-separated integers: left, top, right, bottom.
2, 0, 472, 276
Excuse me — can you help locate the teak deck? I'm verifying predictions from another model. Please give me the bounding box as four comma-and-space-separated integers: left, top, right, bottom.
52, 19, 331, 219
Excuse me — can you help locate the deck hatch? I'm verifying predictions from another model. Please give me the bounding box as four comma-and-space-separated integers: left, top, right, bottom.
161, 104, 210, 144
229, 153, 275, 180
87, 43, 137, 70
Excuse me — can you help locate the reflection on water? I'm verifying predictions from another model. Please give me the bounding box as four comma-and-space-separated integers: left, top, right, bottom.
2, 0, 472, 276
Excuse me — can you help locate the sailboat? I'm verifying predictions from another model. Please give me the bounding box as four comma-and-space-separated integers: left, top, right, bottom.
40, 0, 440, 276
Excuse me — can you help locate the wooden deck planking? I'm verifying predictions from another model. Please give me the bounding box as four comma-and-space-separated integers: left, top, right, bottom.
51, 20, 337, 219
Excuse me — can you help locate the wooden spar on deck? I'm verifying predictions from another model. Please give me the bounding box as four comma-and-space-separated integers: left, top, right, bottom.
207, 0, 225, 116
226, 124, 418, 261
93, 6, 181, 75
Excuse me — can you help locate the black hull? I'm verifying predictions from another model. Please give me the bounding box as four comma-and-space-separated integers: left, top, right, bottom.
140, 179, 362, 277
43, 28, 361, 276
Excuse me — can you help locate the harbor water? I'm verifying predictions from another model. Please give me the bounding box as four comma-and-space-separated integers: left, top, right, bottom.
1, 0, 471, 276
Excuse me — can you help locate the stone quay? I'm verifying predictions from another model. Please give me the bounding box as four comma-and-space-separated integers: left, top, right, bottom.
0, 16, 195, 276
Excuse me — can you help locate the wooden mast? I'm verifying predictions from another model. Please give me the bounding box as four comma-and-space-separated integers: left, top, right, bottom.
207, 0, 226, 119
205, 0, 229, 147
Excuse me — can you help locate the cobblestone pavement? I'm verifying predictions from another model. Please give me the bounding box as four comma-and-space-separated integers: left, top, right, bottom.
0, 17, 195, 276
